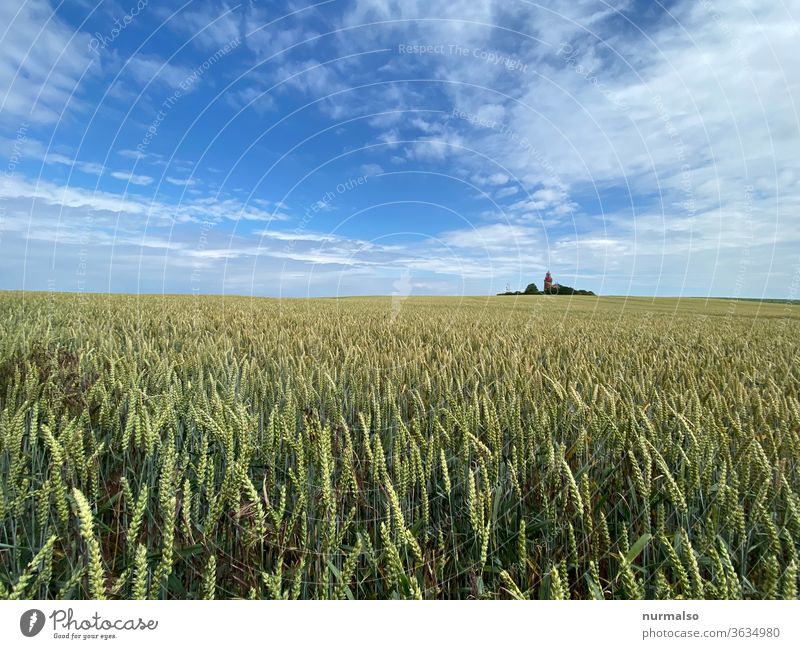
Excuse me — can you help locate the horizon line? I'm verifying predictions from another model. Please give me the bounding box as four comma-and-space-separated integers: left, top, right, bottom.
1, 288, 798, 303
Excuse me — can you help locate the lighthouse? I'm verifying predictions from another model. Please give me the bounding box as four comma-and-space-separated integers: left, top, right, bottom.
544, 271, 553, 292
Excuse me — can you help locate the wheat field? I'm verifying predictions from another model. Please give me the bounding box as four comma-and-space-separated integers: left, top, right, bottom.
0, 291, 798, 599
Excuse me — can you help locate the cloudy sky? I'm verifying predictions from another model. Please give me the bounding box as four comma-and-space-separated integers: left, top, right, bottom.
0, 0, 798, 297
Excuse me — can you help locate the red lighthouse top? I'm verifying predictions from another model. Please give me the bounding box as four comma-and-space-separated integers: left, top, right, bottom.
544, 271, 553, 291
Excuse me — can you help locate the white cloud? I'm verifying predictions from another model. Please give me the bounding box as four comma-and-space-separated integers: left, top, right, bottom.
360, 163, 384, 175
117, 148, 148, 160
442, 223, 539, 251
3, 175, 153, 215
0, 0, 94, 123
2, 174, 289, 225
110, 171, 154, 186
124, 54, 193, 90
254, 230, 336, 243
487, 173, 509, 186
45, 152, 105, 175
496, 186, 519, 198
165, 176, 196, 187
163, 3, 241, 50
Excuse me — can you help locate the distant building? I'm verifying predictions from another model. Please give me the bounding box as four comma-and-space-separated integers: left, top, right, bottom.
544, 271, 559, 293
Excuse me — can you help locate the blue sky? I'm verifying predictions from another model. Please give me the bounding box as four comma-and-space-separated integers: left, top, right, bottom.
0, 0, 798, 298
